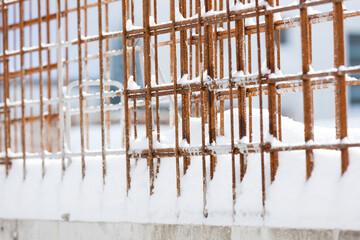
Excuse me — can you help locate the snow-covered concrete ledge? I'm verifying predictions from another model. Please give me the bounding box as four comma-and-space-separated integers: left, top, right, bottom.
0, 219, 359, 240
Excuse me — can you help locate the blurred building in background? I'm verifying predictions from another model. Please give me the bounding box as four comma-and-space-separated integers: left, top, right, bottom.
276, 0, 360, 123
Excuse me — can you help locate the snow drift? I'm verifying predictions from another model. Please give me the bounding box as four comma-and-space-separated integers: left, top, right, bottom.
0, 108, 360, 230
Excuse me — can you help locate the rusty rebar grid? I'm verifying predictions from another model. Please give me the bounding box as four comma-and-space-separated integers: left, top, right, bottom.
0, 0, 360, 220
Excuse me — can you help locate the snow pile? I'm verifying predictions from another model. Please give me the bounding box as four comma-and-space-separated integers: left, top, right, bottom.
127, 76, 140, 90
175, 8, 185, 22
126, 20, 142, 31
274, 12, 282, 22
307, 6, 322, 15
149, 16, 157, 27
0, 108, 360, 230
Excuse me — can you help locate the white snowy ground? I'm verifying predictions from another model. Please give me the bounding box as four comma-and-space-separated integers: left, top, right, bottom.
0, 108, 360, 230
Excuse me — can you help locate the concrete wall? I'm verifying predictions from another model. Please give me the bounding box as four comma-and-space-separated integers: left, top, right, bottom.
0, 219, 359, 240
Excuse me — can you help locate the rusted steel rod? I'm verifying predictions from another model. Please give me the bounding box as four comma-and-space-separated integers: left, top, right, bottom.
219, 0, 225, 137
197, 0, 207, 218
29, 0, 34, 153
226, 0, 236, 219
8, 53, 356, 86
248, 0, 253, 144
180, 0, 191, 175
3, 141, 360, 162
276, 0, 282, 143
154, 0, 161, 178
2, 0, 10, 175
255, 0, 267, 213
170, 0, 181, 198
105, 2, 112, 149
1, 68, 359, 112
77, 0, 86, 179
37, 0, 46, 178
266, 0, 279, 182
333, 1, 349, 175
98, 0, 107, 184
56, 0, 65, 174
122, 0, 131, 194
84, 0, 90, 150
65, 0, 69, 86
46, 0, 53, 153
236, 0, 247, 182
300, 0, 314, 180
19, 0, 26, 179
204, 0, 216, 180
12, 4, 19, 154
143, 0, 154, 195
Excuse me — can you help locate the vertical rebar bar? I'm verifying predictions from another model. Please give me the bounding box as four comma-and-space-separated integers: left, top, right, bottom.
12, 4, 18, 154
19, 0, 26, 179
300, 0, 314, 180
2, 0, 10, 176
197, 0, 207, 217
277, 93, 282, 142
97, 0, 107, 184
219, 0, 225, 136
143, 0, 154, 195
180, 0, 191, 174
333, 0, 349, 174
247, 1, 253, 144
236, 0, 247, 182
84, 0, 90, 150
65, 0, 69, 86
105, 2, 111, 149
130, 0, 138, 141
154, 0, 161, 178
266, 0, 278, 182
56, 0, 65, 175
204, 0, 217, 180
29, 0, 34, 153
226, 0, 236, 219
255, 0, 266, 213
46, 0, 53, 153
189, 0, 193, 81
38, 0, 46, 178
276, 0, 282, 142
0, 80, 2, 153
171, 0, 181, 198
77, 0, 86, 179
122, 0, 131, 194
